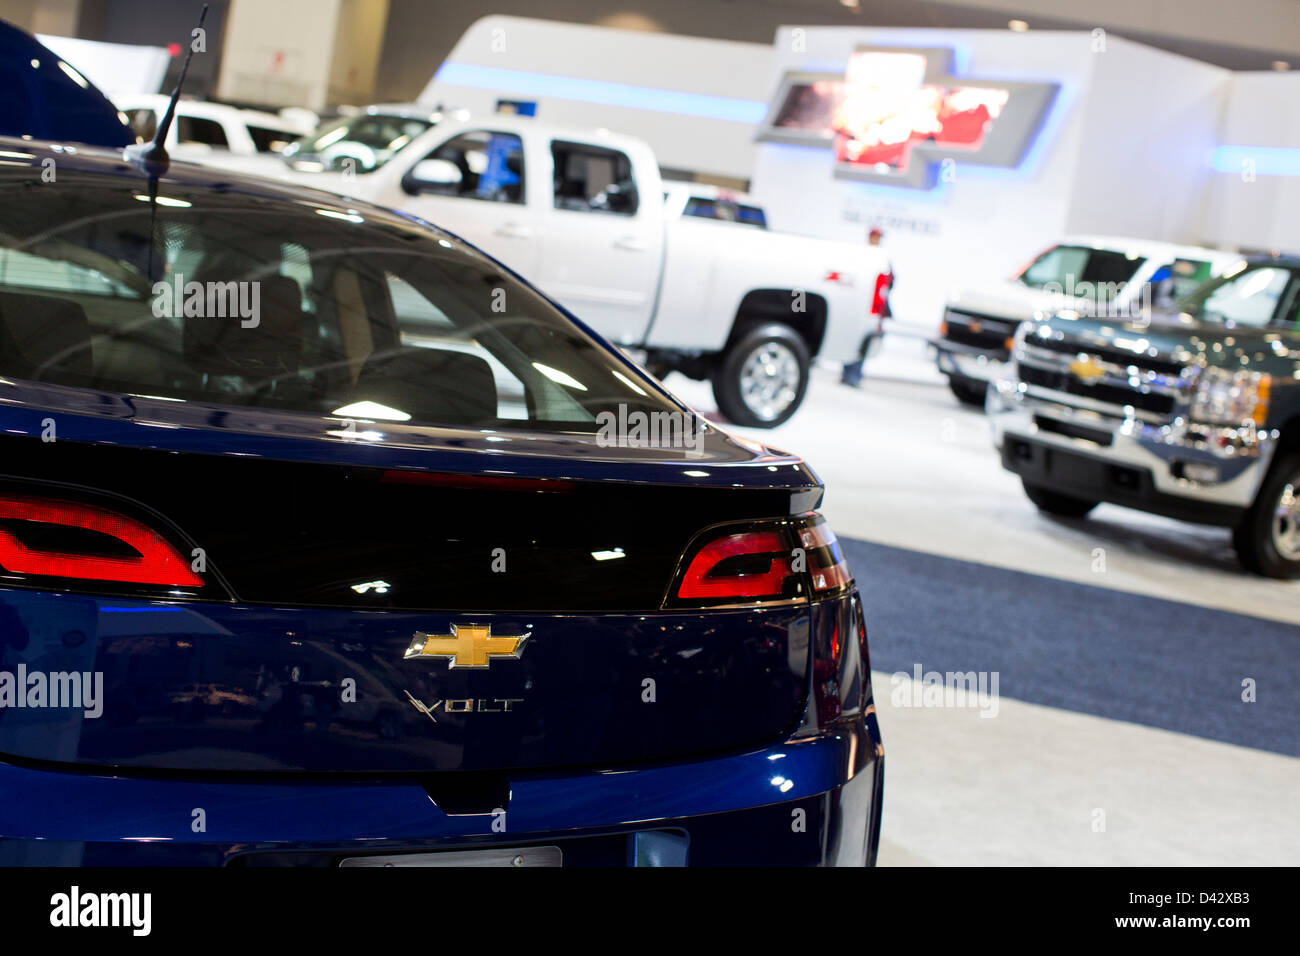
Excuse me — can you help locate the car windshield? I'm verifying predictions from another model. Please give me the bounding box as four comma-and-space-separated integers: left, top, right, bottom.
281, 113, 434, 172
0, 171, 680, 432
1173, 263, 1293, 328
1018, 244, 1145, 303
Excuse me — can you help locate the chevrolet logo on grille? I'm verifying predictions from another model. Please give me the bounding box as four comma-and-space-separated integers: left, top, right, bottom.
1067, 357, 1106, 385
403, 624, 530, 668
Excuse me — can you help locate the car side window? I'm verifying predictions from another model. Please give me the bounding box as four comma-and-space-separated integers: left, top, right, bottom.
1146, 257, 1214, 311
551, 141, 638, 215
1275, 271, 1300, 330
177, 115, 229, 148
419, 131, 525, 203
248, 125, 295, 153
125, 108, 157, 143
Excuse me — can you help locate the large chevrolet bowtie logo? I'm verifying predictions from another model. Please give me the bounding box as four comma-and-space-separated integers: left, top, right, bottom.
403, 624, 530, 668
758, 46, 1058, 188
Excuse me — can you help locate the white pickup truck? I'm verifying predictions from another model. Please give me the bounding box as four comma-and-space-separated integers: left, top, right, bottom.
201, 113, 889, 426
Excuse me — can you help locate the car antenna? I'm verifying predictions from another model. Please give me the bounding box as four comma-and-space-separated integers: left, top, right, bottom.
124, 3, 208, 177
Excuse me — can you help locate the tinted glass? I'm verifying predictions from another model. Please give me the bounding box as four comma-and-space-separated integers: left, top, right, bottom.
0, 171, 678, 431
1019, 244, 1145, 302
177, 114, 229, 148
1146, 257, 1216, 310
552, 141, 638, 215
247, 124, 296, 153
683, 197, 767, 228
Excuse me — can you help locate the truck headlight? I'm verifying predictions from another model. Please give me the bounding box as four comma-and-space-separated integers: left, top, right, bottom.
1191, 367, 1271, 426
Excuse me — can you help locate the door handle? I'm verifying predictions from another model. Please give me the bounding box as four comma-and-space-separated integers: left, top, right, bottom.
614, 235, 647, 252
495, 222, 534, 239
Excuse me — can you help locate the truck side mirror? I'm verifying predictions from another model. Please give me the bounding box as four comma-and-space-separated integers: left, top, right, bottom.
402, 158, 462, 195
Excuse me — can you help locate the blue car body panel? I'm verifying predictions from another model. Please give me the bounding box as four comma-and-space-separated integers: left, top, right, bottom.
0, 21, 132, 148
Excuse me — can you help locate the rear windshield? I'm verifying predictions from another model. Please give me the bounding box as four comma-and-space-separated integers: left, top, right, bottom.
682, 197, 767, 228
0, 172, 678, 431
1017, 244, 1145, 302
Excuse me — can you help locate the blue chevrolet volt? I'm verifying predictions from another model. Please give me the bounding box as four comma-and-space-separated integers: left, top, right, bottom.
0, 140, 883, 866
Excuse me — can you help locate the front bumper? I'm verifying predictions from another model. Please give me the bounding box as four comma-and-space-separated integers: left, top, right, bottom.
0, 725, 883, 866
931, 339, 1008, 385
988, 380, 1275, 525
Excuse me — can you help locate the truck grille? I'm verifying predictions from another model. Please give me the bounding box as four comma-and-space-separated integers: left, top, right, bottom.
1027, 336, 1186, 377
943, 309, 1019, 354
1016, 337, 1190, 423
1018, 363, 1176, 417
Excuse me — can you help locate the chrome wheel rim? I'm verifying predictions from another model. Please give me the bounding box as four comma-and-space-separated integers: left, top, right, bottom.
1273, 477, 1300, 561
739, 341, 800, 422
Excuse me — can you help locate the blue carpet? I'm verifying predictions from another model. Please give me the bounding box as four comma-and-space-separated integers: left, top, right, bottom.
841, 537, 1300, 757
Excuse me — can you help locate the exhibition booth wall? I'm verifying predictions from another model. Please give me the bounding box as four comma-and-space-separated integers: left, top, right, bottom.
420, 15, 773, 183
750, 26, 1230, 327
1205, 70, 1300, 254
425, 18, 1283, 329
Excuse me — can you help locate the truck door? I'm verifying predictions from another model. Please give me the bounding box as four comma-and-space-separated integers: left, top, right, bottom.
536, 139, 663, 345
394, 128, 542, 280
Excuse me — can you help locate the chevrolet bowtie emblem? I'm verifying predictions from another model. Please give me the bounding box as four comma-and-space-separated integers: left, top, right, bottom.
1067, 357, 1106, 384
403, 624, 530, 668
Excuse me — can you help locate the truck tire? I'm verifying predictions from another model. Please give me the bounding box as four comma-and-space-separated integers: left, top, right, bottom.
948, 378, 988, 407
1232, 453, 1300, 579
712, 323, 810, 428
1022, 480, 1099, 518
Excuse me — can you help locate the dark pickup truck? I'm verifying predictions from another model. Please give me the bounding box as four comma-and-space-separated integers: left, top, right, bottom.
989, 256, 1300, 578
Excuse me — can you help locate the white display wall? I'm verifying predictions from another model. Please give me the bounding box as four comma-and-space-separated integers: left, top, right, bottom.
1203, 71, 1300, 254
421, 15, 773, 182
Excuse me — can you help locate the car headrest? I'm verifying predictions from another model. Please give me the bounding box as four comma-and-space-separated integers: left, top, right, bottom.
0, 291, 93, 383
352, 346, 497, 426
183, 274, 304, 380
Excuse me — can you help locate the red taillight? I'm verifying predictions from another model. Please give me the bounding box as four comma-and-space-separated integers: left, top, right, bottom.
676, 529, 795, 601
0, 493, 202, 587
669, 514, 853, 606
871, 270, 892, 317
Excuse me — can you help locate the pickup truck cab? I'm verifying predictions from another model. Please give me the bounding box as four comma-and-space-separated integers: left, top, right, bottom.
934, 237, 1238, 407
199, 113, 888, 427
989, 255, 1300, 578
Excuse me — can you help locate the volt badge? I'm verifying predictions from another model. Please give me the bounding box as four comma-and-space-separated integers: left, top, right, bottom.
403, 623, 530, 668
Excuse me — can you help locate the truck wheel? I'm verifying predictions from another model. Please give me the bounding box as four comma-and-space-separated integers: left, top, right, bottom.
712, 323, 810, 428
948, 378, 988, 407
1022, 480, 1099, 518
1232, 453, 1300, 579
